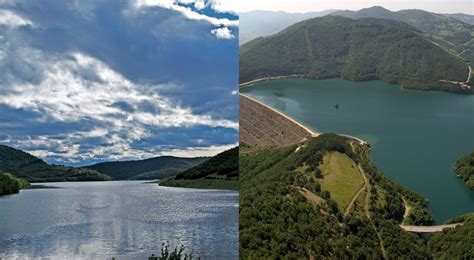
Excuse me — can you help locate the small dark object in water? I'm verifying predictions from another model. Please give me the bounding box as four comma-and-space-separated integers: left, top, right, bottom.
335, 104, 339, 109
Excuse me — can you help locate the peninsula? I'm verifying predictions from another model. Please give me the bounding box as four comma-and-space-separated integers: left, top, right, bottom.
239, 93, 472, 258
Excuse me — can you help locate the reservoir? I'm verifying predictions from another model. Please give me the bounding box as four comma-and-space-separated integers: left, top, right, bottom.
0, 181, 238, 259
241, 78, 474, 223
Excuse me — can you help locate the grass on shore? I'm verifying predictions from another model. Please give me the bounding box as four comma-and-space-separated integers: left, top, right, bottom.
318, 152, 364, 210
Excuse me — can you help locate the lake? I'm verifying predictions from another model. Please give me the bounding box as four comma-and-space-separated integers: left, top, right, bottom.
0, 181, 239, 259
241, 78, 474, 223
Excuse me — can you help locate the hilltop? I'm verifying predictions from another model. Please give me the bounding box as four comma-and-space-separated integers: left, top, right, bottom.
240, 15, 470, 93
446, 13, 474, 25
239, 10, 335, 45
240, 134, 471, 258
84, 156, 208, 180
159, 147, 239, 190
0, 145, 111, 182
331, 6, 474, 69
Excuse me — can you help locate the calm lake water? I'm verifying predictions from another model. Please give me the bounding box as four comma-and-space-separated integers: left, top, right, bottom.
0, 181, 238, 259
241, 78, 474, 223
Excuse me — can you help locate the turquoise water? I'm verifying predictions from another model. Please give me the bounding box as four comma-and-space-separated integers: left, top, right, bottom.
0, 181, 238, 259
241, 78, 474, 223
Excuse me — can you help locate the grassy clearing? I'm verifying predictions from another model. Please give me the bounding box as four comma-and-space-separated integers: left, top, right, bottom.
318, 152, 364, 211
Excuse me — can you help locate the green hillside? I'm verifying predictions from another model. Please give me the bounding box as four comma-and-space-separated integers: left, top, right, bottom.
454, 151, 474, 189
332, 6, 474, 67
0, 145, 111, 182
239, 134, 474, 258
446, 13, 474, 25
85, 156, 208, 180
0, 172, 29, 196
240, 15, 470, 93
428, 213, 474, 258
159, 147, 238, 190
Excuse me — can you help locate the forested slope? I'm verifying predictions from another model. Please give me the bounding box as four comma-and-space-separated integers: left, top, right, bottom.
0, 172, 29, 196
85, 156, 207, 180
332, 6, 474, 67
0, 145, 111, 182
240, 16, 470, 93
454, 151, 474, 189
240, 134, 469, 258
160, 147, 238, 190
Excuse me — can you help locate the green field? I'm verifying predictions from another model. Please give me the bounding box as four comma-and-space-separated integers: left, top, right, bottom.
318, 152, 364, 211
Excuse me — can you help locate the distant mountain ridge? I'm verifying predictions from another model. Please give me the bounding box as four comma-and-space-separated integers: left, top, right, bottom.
240, 15, 470, 93
84, 156, 208, 180
239, 9, 336, 45
0, 144, 210, 182
446, 13, 474, 25
0, 145, 111, 182
331, 6, 474, 67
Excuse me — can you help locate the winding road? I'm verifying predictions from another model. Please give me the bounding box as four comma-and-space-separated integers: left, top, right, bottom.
400, 223, 463, 233
400, 197, 463, 233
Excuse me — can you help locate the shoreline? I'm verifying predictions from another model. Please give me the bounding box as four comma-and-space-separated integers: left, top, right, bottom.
240, 93, 369, 146
240, 93, 319, 138
239, 74, 304, 88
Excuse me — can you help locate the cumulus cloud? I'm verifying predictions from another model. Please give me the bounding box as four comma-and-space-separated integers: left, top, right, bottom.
0, 51, 237, 129
6, 131, 237, 163
158, 143, 237, 157
0, 49, 237, 163
208, 0, 238, 13
0, 0, 238, 164
131, 0, 238, 39
211, 26, 234, 39
133, 0, 237, 26
0, 9, 34, 28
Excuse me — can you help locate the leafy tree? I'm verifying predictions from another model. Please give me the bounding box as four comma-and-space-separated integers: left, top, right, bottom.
0, 172, 29, 196
453, 150, 474, 189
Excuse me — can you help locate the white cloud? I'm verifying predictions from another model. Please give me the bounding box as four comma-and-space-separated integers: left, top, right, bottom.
16, 132, 237, 163
191, 0, 206, 10
0, 51, 237, 129
209, 0, 238, 13
0, 9, 34, 28
158, 143, 238, 157
211, 26, 234, 39
132, 0, 238, 27
130, 0, 238, 39
0, 49, 238, 162
231, 90, 238, 95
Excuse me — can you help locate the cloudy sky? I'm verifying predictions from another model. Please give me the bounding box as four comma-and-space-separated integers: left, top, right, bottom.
0, 0, 238, 166
239, 0, 473, 14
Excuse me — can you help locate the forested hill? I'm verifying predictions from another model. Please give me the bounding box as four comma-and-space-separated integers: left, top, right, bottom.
331, 6, 474, 67
159, 147, 239, 190
84, 156, 208, 180
240, 134, 471, 258
446, 13, 474, 25
240, 15, 470, 93
0, 145, 111, 182
454, 151, 474, 189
